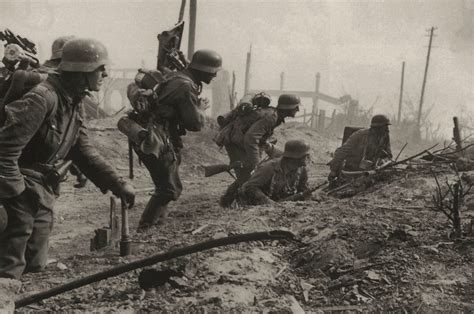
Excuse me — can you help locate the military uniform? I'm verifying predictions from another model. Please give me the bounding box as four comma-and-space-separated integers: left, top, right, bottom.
128, 69, 206, 228
218, 94, 301, 207
0, 38, 133, 279
239, 157, 309, 205
328, 128, 392, 174
239, 139, 310, 205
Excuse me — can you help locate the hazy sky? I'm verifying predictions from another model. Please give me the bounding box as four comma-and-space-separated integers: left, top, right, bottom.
1, 0, 473, 136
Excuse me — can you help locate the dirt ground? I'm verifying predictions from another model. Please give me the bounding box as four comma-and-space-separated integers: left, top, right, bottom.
15, 117, 474, 312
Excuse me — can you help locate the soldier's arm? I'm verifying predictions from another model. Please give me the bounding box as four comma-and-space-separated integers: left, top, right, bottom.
240, 164, 273, 204
382, 134, 393, 159
243, 118, 274, 169
68, 126, 122, 194
328, 131, 361, 173
174, 82, 205, 132
296, 167, 310, 193
0, 92, 51, 198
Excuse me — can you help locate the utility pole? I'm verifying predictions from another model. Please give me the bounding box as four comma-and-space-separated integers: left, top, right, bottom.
416, 26, 436, 139
279, 72, 285, 90
397, 61, 405, 124
187, 0, 197, 60
244, 44, 252, 95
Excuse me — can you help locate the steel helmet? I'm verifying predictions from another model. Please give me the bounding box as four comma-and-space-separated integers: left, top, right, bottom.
370, 114, 391, 127
283, 140, 310, 159
58, 38, 110, 72
277, 94, 300, 110
50, 35, 75, 60
188, 49, 222, 74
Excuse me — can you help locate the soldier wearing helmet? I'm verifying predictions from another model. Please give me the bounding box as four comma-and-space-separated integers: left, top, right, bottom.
126, 49, 222, 233
43, 35, 76, 70
328, 114, 393, 182
0, 38, 135, 279
239, 140, 311, 205
216, 93, 301, 208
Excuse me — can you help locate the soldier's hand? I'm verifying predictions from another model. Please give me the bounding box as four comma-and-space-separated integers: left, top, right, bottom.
113, 180, 135, 209
135, 88, 154, 112
198, 97, 210, 111
328, 170, 338, 182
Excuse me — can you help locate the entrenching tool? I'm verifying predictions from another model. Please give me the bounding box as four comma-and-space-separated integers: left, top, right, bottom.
90, 197, 121, 251
120, 197, 131, 256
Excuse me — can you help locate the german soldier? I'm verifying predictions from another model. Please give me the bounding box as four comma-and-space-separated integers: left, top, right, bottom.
327, 114, 393, 183
0, 38, 135, 279
218, 93, 301, 207
127, 49, 222, 232
239, 140, 310, 205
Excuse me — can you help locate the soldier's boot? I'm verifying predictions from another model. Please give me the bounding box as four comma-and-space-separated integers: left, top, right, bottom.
219, 181, 239, 208
137, 196, 169, 233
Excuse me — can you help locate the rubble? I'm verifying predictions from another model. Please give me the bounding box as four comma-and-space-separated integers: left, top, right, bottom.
11, 119, 474, 312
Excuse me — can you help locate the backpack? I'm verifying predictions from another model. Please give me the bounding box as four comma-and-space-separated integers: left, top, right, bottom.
214, 106, 276, 148
0, 69, 48, 125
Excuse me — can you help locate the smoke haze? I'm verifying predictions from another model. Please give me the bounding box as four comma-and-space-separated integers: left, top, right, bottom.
1, 0, 472, 137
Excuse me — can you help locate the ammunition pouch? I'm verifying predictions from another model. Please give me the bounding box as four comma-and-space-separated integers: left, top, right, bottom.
20, 160, 73, 187
117, 115, 148, 145
118, 112, 168, 159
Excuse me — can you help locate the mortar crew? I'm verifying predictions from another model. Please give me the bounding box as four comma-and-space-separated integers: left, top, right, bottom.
327, 114, 393, 182
239, 140, 310, 205
127, 49, 222, 232
218, 93, 301, 208
0, 38, 135, 280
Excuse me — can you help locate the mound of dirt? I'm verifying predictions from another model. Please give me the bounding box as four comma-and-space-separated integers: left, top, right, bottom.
85, 116, 338, 174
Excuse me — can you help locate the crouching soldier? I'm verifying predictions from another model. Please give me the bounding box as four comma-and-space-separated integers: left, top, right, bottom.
217, 94, 301, 207
327, 114, 392, 184
126, 49, 222, 232
0, 38, 135, 280
239, 140, 310, 205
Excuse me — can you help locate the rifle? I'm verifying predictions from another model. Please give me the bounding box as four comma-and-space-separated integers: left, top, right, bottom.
204, 161, 243, 178
279, 181, 328, 202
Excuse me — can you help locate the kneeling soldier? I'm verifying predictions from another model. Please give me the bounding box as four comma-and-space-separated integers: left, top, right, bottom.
239, 140, 310, 205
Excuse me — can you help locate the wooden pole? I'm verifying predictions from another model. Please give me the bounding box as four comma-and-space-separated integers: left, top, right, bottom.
244, 45, 252, 95
280, 72, 285, 90
416, 27, 436, 139
231, 71, 236, 110
187, 0, 197, 60
453, 116, 463, 154
178, 0, 186, 22
311, 73, 320, 129
397, 61, 405, 124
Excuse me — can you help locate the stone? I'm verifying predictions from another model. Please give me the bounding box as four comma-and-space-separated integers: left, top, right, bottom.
0, 278, 21, 313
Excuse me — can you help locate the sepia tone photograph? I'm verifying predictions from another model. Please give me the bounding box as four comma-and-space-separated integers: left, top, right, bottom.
0, 0, 473, 312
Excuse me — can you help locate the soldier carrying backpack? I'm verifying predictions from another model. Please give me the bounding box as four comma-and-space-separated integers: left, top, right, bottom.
124, 49, 222, 233
215, 93, 301, 208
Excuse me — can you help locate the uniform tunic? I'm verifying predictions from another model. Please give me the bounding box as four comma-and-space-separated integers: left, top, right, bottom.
128, 69, 205, 204
240, 158, 309, 205
0, 74, 122, 279
328, 128, 392, 173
